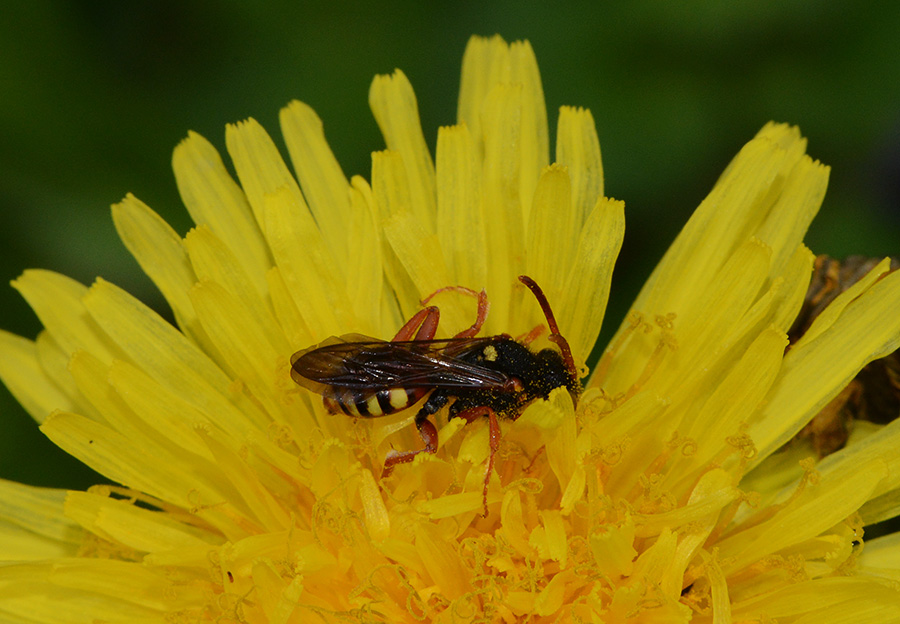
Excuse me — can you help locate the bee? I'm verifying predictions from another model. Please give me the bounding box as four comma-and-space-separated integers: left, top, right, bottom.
788, 255, 900, 456
290, 275, 581, 513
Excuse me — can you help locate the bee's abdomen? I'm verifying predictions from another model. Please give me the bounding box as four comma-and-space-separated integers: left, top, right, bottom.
324, 387, 427, 417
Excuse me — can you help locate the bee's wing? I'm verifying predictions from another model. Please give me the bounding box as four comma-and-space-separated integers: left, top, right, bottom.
290, 334, 510, 395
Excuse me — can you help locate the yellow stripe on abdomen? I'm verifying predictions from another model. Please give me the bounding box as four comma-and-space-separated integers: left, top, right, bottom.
389, 388, 408, 409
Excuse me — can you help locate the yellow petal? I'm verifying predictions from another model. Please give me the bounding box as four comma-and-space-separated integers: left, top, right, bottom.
794, 256, 892, 348
526, 164, 577, 309
195, 427, 290, 531
718, 459, 887, 572
279, 100, 351, 260
358, 468, 390, 542
508, 39, 549, 218
35, 332, 87, 415
0, 480, 81, 555
859, 488, 900, 526
590, 519, 637, 578
619, 125, 815, 327
39, 411, 222, 511
67, 349, 149, 439
457, 34, 512, 147
12, 270, 117, 363
184, 226, 289, 355
260, 185, 349, 338
556, 106, 604, 225
539, 509, 568, 568
418, 491, 481, 519
706, 553, 732, 624
665, 469, 734, 595
858, 532, 900, 583
382, 213, 459, 329
533, 569, 567, 616
499, 489, 532, 555
0, 330, 74, 423
480, 83, 527, 327
670, 238, 772, 378
755, 154, 829, 278
371, 149, 421, 319
370, 69, 436, 233
559, 464, 585, 515
435, 123, 486, 289
633, 478, 738, 538
346, 177, 386, 334
561, 196, 625, 365
815, 418, 900, 523
750, 269, 900, 464
82, 279, 269, 428
111, 195, 204, 344
0, 561, 169, 622
0, 520, 77, 562
414, 523, 470, 600
732, 577, 900, 622
225, 119, 301, 225
631, 526, 677, 586
601, 237, 772, 398
771, 244, 816, 332
172, 130, 271, 292
544, 387, 578, 491
64, 490, 214, 553
50, 558, 200, 610
189, 280, 300, 430
266, 266, 313, 347
680, 328, 786, 475
110, 359, 218, 460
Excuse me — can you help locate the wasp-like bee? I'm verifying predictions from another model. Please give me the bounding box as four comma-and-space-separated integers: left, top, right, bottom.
290, 275, 581, 513
788, 255, 900, 456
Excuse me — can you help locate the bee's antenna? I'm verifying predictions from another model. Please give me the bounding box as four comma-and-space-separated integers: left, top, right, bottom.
518, 275, 579, 384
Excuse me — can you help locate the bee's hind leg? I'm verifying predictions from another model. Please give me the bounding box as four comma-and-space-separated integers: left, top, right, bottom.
381, 393, 447, 476
421, 285, 489, 339
392, 305, 441, 341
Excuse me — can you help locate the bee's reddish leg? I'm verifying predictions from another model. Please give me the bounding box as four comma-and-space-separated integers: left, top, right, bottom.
422, 286, 489, 339
421, 284, 479, 305
392, 306, 440, 341
516, 324, 546, 344
456, 405, 500, 517
381, 416, 438, 476
454, 289, 489, 339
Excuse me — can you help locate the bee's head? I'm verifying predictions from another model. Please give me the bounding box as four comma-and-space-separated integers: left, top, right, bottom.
533, 348, 582, 401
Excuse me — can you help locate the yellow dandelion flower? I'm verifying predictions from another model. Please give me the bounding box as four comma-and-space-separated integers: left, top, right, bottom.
1, 34, 900, 623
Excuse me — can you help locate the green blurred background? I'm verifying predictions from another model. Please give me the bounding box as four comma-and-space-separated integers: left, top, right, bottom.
2, 2, 899, 492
